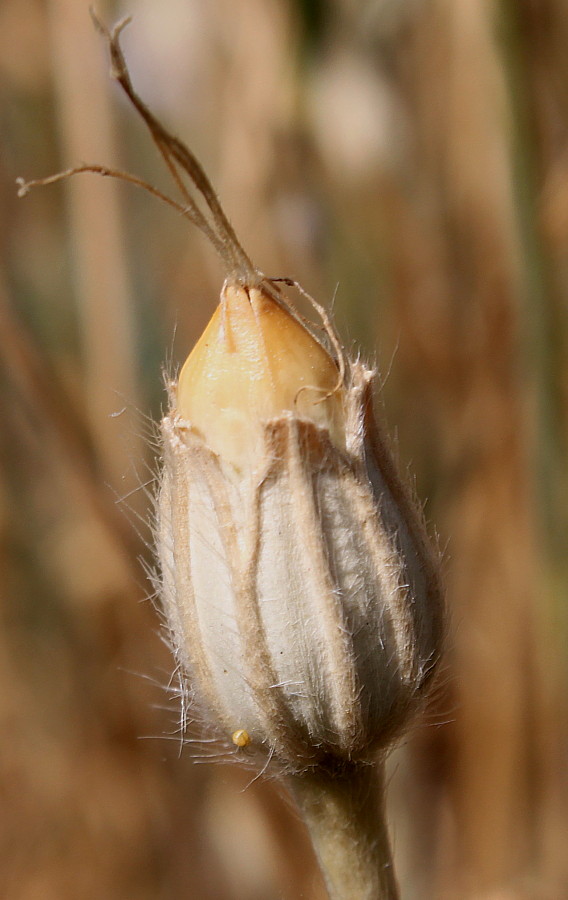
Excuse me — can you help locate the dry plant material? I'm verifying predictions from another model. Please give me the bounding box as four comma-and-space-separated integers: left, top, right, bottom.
18, 16, 444, 900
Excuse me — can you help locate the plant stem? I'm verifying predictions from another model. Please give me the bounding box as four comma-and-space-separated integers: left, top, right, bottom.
288, 762, 400, 900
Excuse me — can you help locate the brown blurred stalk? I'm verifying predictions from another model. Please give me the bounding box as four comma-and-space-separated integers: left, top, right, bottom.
46, 0, 142, 499
383, 1, 552, 894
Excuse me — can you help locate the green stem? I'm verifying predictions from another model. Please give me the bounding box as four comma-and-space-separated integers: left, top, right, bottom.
288, 763, 400, 900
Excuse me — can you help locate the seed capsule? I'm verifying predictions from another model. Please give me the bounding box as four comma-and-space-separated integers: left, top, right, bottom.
158, 279, 443, 771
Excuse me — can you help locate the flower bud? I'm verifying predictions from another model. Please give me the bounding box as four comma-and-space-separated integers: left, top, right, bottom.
158, 280, 443, 771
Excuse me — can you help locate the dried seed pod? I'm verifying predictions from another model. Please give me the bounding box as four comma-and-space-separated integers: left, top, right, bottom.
158, 278, 443, 772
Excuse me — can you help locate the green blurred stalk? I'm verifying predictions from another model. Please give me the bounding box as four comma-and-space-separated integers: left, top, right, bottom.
289, 764, 399, 900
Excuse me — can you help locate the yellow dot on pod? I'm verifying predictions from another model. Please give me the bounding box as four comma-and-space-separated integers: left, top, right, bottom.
231, 729, 251, 748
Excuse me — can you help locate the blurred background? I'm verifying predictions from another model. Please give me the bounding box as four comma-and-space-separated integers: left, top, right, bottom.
1, 0, 567, 897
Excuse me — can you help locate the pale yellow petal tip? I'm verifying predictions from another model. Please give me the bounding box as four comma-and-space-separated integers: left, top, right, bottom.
176, 282, 345, 470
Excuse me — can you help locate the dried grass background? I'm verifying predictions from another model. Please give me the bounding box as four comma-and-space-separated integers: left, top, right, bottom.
1, 0, 567, 898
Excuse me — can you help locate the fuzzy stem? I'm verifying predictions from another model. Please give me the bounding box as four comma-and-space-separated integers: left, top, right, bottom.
288, 763, 400, 900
